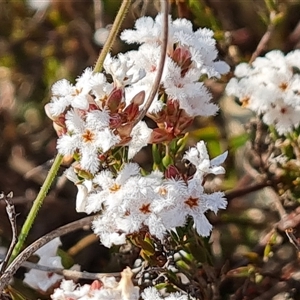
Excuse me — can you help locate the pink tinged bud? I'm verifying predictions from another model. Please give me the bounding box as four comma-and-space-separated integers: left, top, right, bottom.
109, 113, 123, 129
53, 122, 67, 137
175, 115, 193, 134
123, 91, 145, 122
165, 165, 181, 179
166, 99, 180, 119
115, 123, 134, 142
172, 47, 192, 75
131, 90, 145, 106
88, 103, 99, 111
90, 280, 103, 290
44, 103, 55, 121
150, 128, 174, 143
106, 87, 123, 113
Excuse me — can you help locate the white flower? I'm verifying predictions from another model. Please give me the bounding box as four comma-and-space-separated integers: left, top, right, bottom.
89, 72, 113, 102
162, 178, 226, 237
183, 141, 227, 178
49, 68, 94, 116
120, 14, 229, 119
127, 121, 152, 159
121, 14, 230, 79
57, 109, 120, 174
120, 14, 172, 47
262, 99, 300, 135
88, 166, 167, 246
226, 77, 272, 114
92, 212, 127, 247
104, 52, 146, 88
85, 163, 141, 214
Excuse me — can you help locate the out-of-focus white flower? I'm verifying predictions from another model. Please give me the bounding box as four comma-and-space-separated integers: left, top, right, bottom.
94, 27, 110, 46
24, 238, 63, 292
141, 286, 191, 300
27, 0, 50, 11
51, 268, 192, 300
51, 267, 139, 300
226, 49, 300, 135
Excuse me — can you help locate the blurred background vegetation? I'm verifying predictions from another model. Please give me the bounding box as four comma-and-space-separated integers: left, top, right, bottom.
1, 0, 300, 299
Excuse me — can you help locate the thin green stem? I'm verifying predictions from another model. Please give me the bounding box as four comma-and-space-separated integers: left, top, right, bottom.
93, 0, 132, 73
9, 154, 63, 263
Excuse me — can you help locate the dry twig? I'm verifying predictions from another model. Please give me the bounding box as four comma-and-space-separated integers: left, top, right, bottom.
0, 192, 18, 275
0, 216, 94, 293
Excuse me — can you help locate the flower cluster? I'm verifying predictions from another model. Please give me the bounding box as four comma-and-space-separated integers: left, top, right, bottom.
120, 14, 229, 117
45, 14, 228, 247
226, 50, 300, 135
72, 141, 227, 248
46, 14, 229, 176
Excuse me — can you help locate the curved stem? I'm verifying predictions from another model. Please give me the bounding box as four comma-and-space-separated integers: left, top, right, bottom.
9, 154, 63, 263
0, 216, 94, 292
133, 0, 169, 126
93, 0, 132, 73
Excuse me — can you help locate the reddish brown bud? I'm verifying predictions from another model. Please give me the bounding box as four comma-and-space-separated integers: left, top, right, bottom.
172, 47, 192, 76
165, 165, 181, 179
106, 87, 123, 113
123, 103, 140, 122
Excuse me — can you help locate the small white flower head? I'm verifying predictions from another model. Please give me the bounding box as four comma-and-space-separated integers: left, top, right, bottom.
104, 52, 146, 88
49, 68, 94, 117
120, 14, 172, 46
159, 178, 227, 237
183, 141, 227, 178
57, 109, 120, 174
85, 163, 141, 214
226, 49, 300, 135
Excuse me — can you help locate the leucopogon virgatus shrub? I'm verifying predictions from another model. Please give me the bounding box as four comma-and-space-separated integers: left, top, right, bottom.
44, 13, 229, 248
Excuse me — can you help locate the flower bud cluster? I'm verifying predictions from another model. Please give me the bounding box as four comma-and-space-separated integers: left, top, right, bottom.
226, 50, 300, 135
